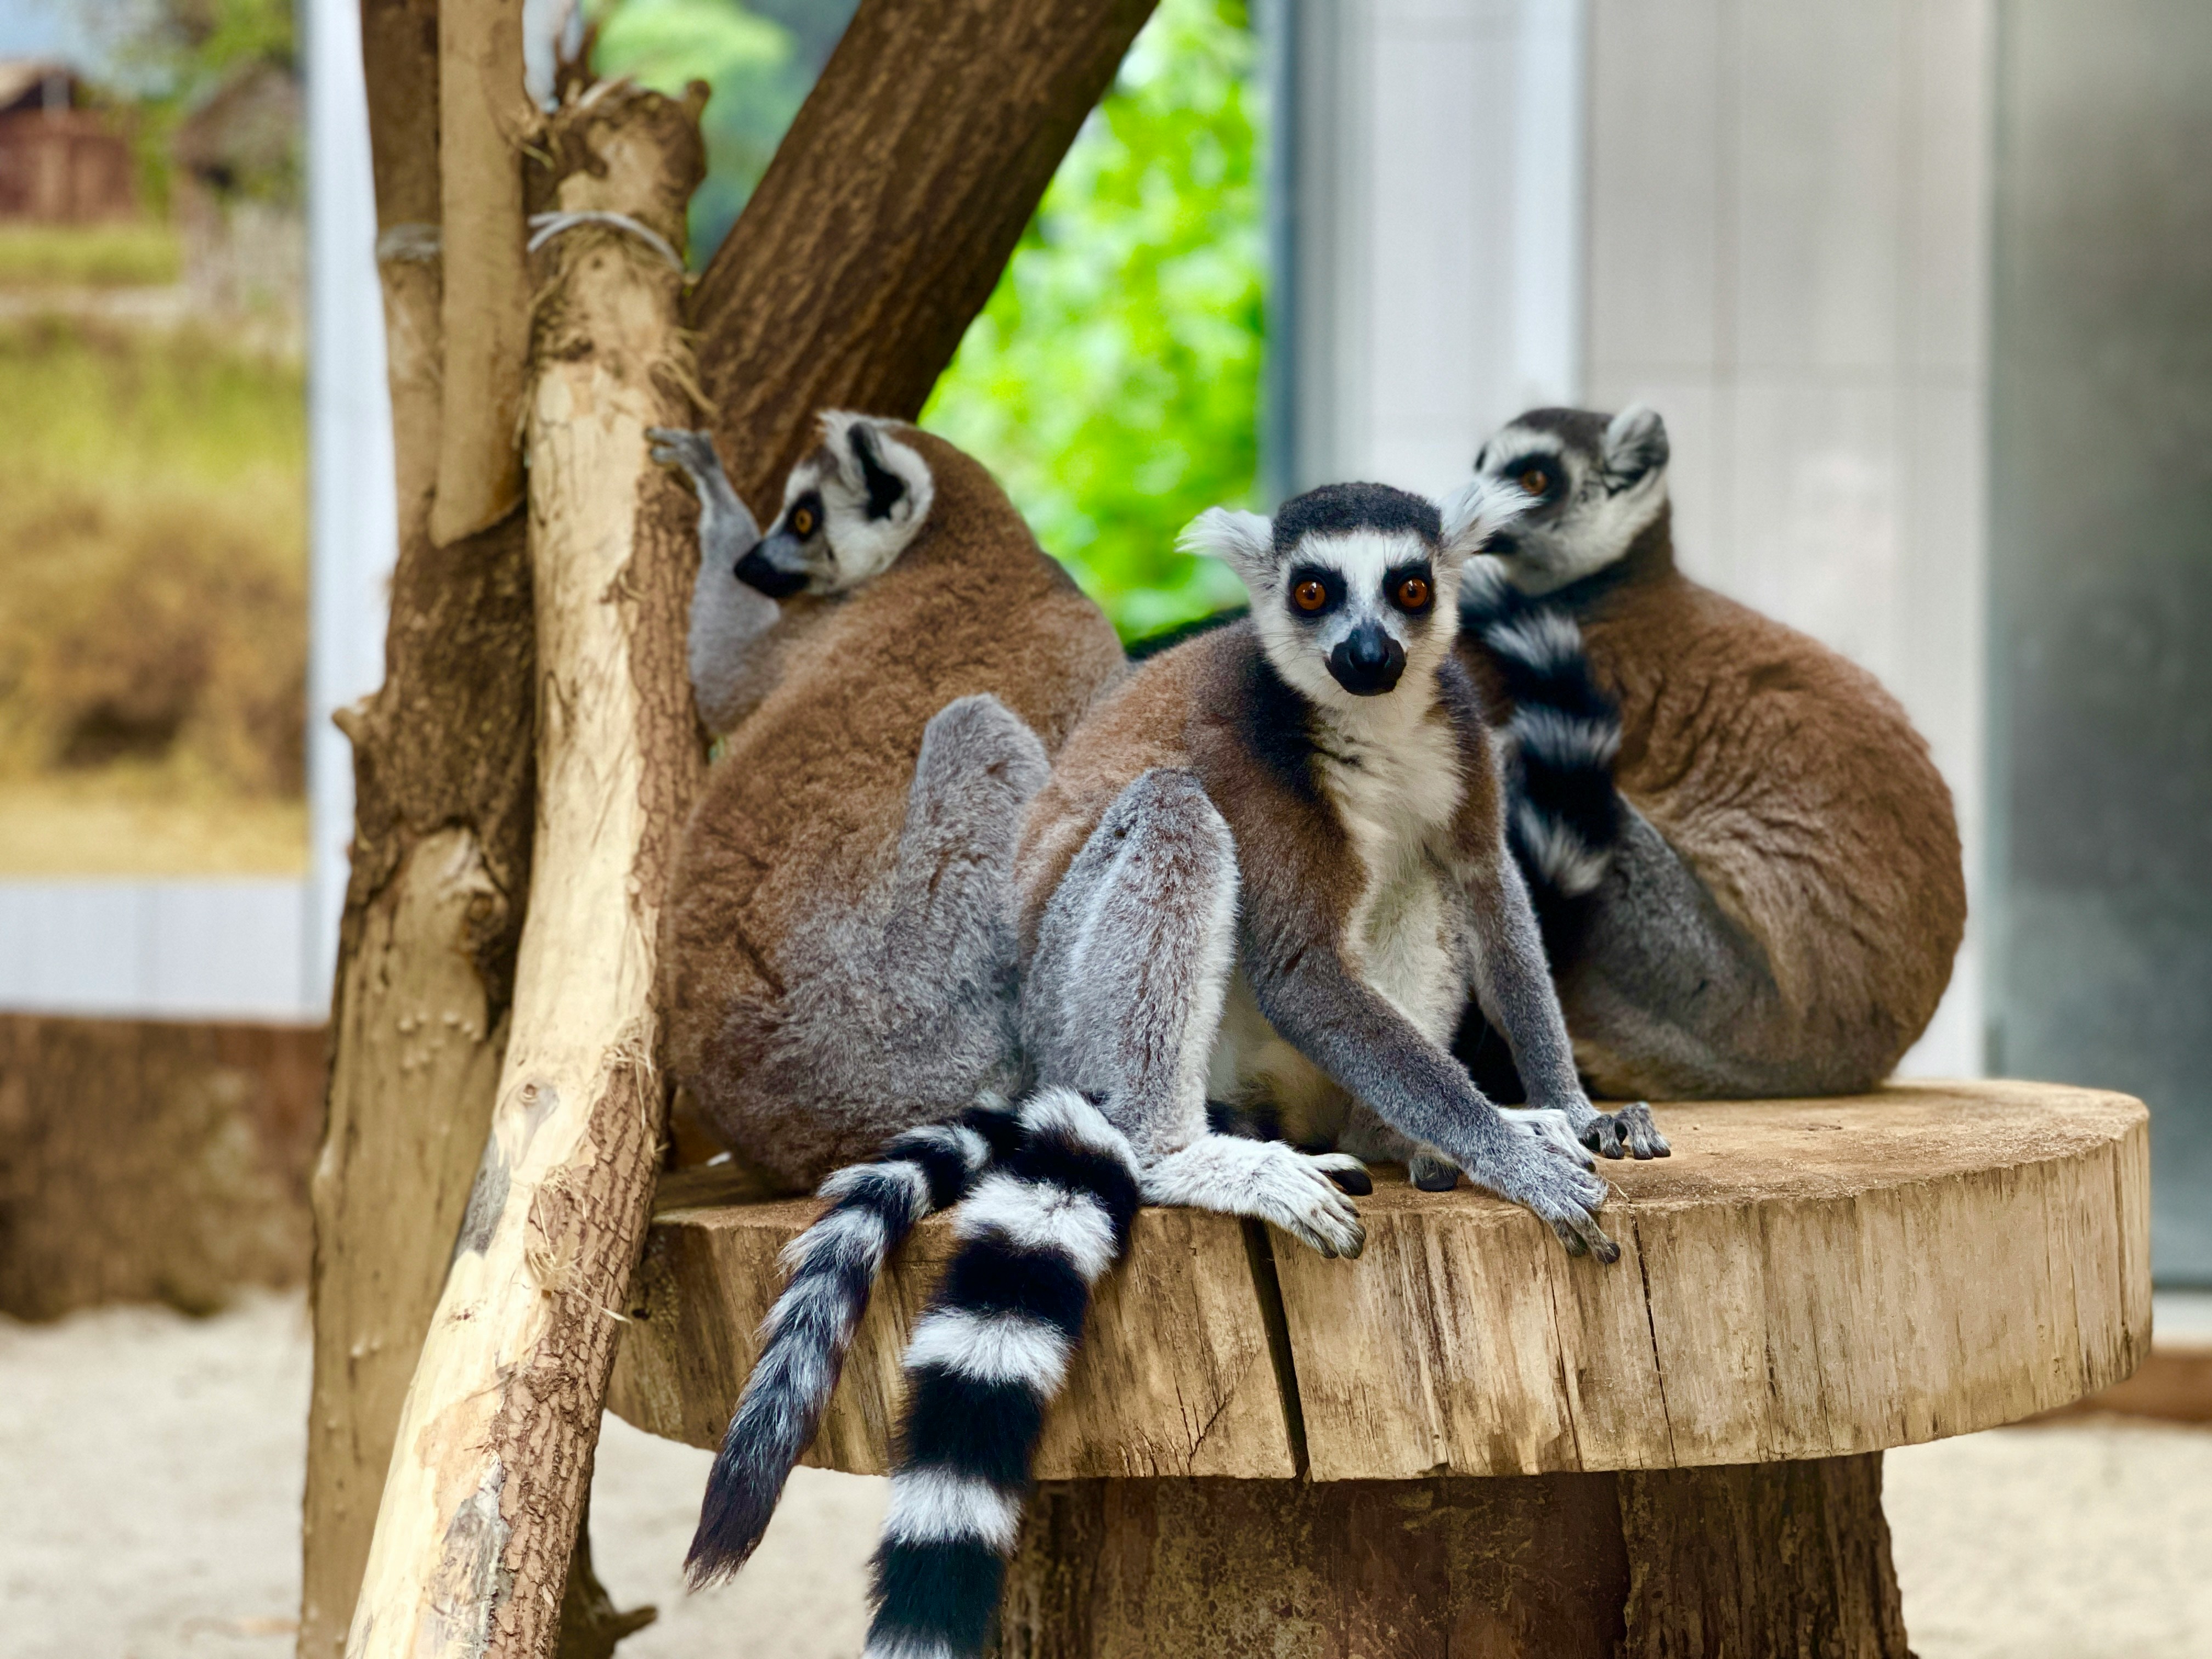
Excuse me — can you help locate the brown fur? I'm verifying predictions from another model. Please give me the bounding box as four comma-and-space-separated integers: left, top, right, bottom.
1464, 511, 1966, 1096
664, 428, 1124, 1185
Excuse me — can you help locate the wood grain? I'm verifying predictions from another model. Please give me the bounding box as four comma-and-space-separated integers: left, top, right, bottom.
1277, 1081, 2151, 1479
608, 1170, 1298, 1480
613, 1082, 2150, 1481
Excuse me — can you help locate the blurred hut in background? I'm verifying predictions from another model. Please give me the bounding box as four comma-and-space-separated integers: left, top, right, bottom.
0, 60, 138, 224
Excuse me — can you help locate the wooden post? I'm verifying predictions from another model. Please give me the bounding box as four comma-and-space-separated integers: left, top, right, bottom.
300, 0, 540, 1649
341, 83, 706, 1659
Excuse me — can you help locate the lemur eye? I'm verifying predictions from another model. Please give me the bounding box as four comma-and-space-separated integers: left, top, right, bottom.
1293, 580, 1329, 613
1395, 576, 1431, 610
790, 506, 817, 538
1518, 467, 1552, 497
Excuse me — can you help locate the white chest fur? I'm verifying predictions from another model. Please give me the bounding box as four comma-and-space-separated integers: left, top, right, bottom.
1206, 699, 1470, 1141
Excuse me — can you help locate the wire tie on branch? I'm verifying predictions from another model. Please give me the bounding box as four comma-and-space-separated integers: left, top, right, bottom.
375, 223, 442, 264
527, 210, 686, 274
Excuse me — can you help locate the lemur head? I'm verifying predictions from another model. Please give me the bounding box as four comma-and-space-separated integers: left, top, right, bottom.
735, 411, 937, 599
1472, 405, 1670, 596
1183, 478, 1525, 710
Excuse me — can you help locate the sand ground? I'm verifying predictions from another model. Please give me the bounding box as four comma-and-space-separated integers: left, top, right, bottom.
3, 1291, 2208, 1659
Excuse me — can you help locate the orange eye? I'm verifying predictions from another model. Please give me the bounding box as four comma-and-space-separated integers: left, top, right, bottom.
1396, 577, 1431, 610
1293, 579, 1329, 613
1518, 467, 1551, 497
790, 506, 816, 537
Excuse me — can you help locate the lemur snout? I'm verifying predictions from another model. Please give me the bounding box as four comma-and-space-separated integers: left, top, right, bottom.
735, 539, 808, 599
1329, 623, 1406, 696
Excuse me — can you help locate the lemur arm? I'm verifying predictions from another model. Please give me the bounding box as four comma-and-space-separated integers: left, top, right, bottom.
1240, 917, 1615, 1257
1466, 849, 1671, 1160
649, 426, 789, 737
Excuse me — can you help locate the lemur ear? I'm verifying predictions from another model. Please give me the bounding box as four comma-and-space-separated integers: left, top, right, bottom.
1437, 476, 1530, 566
1601, 405, 1669, 491
1180, 507, 1276, 593
848, 421, 908, 521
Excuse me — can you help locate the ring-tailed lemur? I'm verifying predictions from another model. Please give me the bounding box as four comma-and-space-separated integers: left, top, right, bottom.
650, 416, 1126, 1587
1454, 405, 1966, 1099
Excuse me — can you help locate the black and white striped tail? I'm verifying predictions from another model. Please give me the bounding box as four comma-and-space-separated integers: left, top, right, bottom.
864, 1087, 1142, 1659
685, 1100, 1022, 1589
1461, 563, 1623, 900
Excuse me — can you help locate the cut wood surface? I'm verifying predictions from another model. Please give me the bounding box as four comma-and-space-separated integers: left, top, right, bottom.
610, 1081, 2149, 1479
342, 85, 706, 1659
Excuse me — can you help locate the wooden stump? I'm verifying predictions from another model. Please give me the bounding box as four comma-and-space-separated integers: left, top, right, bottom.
991, 1460, 1908, 1659
610, 1082, 2147, 1652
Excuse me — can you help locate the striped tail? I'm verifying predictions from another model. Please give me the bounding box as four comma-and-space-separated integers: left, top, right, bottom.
864, 1087, 1142, 1659
1460, 563, 1624, 900
685, 1099, 1022, 1588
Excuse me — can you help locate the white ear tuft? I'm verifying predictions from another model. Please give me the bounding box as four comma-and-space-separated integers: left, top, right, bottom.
1179, 507, 1276, 592
1437, 476, 1530, 564
1601, 404, 1669, 489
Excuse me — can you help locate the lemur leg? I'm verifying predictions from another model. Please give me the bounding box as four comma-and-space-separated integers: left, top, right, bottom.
1024, 769, 1366, 1259
885, 694, 1051, 969
1556, 805, 1826, 1101
1468, 851, 1671, 1160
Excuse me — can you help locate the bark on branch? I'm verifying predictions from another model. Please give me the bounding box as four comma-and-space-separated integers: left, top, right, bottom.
689, 0, 1159, 511
341, 83, 706, 1659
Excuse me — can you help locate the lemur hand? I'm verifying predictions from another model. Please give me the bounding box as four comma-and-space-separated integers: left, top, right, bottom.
1581, 1101, 1669, 1160
1457, 1128, 1617, 1262
646, 426, 723, 489
1141, 1136, 1368, 1260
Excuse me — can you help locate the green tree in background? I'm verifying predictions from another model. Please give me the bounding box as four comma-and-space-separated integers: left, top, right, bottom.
594, 0, 1265, 639
923, 0, 1261, 639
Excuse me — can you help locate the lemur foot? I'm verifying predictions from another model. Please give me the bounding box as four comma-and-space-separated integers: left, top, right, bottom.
1460, 1137, 1618, 1263
1409, 1153, 1459, 1192
1142, 1136, 1367, 1260
1581, 1101, 1669, 1160
646, 426, 723, 487
1312, 1152, 1373, 1196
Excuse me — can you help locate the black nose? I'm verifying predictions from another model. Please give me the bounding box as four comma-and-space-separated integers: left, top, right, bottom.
1328, 623, 1406, 696
735, 540, 809, 599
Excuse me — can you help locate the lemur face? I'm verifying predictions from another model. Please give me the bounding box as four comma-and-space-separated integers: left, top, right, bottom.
1185, 478, 1526, 713
736, 413, 936, 599
1471, 405, 1670, 596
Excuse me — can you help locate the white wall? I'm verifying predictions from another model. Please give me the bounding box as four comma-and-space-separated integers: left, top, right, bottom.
1581, 0, 1993, 1074
1283, 0, 1993, 1075
1281, 0, 1587, 496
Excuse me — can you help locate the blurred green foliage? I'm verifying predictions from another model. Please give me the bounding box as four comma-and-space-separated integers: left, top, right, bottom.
922, 0, 1261, 639
593, 0, 1265, 640
0, 223, 183, 289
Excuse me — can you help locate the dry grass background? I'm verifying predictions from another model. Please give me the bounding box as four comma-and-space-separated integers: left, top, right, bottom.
0, 304, 308, 873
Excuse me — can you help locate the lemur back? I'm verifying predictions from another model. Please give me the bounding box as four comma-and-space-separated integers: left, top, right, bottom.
657, 419, 1124, 1190
1459, 406, 1965, 1099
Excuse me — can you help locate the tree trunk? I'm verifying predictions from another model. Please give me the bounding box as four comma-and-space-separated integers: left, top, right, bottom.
689, 0, 1159, 510
300, 0, 539, 1651
1617, 1455, 1912, 1659
341, 82, 706, 1659
991, 1462, 1910, 1659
